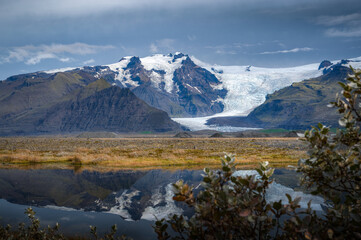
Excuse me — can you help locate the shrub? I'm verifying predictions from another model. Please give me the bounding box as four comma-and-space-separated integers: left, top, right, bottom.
298, 67, 361, 239
0, 208, 131, 240
154, 155, 310, 239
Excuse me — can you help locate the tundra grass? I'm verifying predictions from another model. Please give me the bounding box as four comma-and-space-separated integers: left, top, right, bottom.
0, 137, 307, 170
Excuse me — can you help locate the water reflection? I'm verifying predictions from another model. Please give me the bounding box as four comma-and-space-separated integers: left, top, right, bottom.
0, 168, 323, 238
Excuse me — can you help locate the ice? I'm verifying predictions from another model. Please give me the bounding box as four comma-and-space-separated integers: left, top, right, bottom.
44, 205, 82, 212
172, 116, 260, 132
192, 56, 322, 116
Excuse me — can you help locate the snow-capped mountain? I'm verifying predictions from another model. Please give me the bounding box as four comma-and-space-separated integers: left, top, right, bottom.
101, 52, 227, 117
38, 53, 361, 130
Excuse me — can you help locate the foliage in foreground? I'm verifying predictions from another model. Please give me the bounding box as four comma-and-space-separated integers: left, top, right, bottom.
0, 208, 130, 240
154, 156, 316, 240
298, 66, 361, 238
154, 67, 361, 240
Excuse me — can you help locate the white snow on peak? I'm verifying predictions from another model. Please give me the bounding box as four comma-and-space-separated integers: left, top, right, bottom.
342, 58, 361, 69
107, 56, 140, 88
43, 67, 78, 74
106, 53, 187, 93
141, 54, 187, 93
107, 56, 132, 71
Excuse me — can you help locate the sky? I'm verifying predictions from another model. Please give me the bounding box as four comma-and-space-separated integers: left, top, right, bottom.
1, 0, 361, 80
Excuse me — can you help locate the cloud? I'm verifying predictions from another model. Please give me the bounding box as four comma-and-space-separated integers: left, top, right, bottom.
1, 43, 114, 65
187, 35, 197, 41
215, 49, 237, 55
26, 53, 57, 65
325, 28, 361, 37
60, 57, 71, 62
205, 43, 240, 55
149, 43, 158, 54
316, 13, 361, 38
316, 13, 361, 26
149, 39, 175, 54
260, 47, 313, 55
83, 59, 95, 65
1, 0, 335, 19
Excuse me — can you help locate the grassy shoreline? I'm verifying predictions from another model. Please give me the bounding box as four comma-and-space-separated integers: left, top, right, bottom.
0, 137, 307, 170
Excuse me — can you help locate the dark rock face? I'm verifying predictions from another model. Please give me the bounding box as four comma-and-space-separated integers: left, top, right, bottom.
318, 60, 332, 70
207, 65, 352, 130
132, 84, 186, 117
37, 87, 182, 133
123, 57, 152, 87
173, 132, 193, 138
172, 57, 226, 116
209, 133, 225, 138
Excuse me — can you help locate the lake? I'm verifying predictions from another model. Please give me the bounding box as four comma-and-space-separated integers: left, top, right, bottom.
0, 167, 324, 239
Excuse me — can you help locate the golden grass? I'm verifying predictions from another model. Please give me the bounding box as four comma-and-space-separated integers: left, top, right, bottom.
0, 137, 307, 170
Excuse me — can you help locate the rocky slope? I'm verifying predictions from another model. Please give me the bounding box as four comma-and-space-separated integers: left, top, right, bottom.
0, 73, 182, 135
37, 86, 181, 133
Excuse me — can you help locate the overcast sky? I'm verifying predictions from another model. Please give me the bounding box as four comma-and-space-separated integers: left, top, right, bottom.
1, 0, 361, 79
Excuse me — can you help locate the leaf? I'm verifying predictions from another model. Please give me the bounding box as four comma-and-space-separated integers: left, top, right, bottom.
239, 209, 251, 217
286, 193, 292, 203
305, 231, 312, 240
327, 229, 334, 239
239, 178, 249, 186
203, 177, 212, 183
273, 201, 282, 211
173, 195, 186, 202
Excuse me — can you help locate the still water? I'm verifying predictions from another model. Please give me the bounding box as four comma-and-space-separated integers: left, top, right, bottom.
0, 168, 323, 239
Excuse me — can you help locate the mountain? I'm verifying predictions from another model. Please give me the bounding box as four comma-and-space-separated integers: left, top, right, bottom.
2, 53, 361, 133
30, 53, 328, 120
206, 64, 353, 129
106, 53, 227, 117
0, 73, 182, 135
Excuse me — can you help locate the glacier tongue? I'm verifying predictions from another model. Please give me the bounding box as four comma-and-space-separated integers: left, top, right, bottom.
173, 57, 324, 131
192, 57, 323, 116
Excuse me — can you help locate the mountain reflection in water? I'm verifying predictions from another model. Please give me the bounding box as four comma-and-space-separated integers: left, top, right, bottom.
0, 168, 323, 239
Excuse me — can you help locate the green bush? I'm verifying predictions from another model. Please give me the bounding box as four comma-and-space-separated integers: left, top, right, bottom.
298, 66, 361, 239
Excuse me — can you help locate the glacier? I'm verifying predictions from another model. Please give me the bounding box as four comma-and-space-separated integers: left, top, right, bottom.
174, 56, 361, 131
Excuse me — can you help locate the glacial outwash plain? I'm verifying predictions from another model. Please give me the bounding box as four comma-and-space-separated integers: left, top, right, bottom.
0, 135, 306, 170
